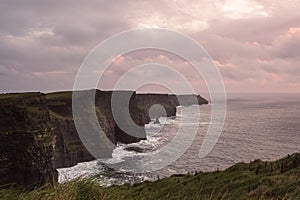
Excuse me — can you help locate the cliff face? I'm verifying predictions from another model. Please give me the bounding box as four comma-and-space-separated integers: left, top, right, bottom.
136, 93, 209, 123
0, 93, 57, 188
50, 116, 96, 169
46, 91, 99, 168
136, 94, 176, 123
0, 90, 208, 187
47, 90, 147, 168
95, 90, 146, 144
51, 91, 209, 169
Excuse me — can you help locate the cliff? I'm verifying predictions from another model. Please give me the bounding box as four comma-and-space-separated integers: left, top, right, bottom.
136, 93, 208, 123
0, 93, 57, 188
0, 90, 208, 188
0, 90, 148, 187
46, 90, 147, 168
95, 90, 147, 144
136, 94, 176, 123
49, 91, 209, 168
168, 94, 209, 106
46, 91, 97, 168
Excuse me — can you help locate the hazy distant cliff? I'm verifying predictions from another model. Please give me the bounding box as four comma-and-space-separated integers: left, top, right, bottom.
136, 94, 176, 123
169, 94, 208, 106
136, 93, 208, 123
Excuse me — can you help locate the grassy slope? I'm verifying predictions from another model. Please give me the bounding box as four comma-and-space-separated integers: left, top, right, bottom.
0, 153, 299, 200
45, 91, 73, 100
0, 92, 42, 99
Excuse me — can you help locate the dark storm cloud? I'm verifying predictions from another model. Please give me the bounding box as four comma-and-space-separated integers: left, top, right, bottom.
0, 0, 133, 92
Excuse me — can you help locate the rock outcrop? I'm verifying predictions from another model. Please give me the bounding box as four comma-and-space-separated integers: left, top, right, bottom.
0, 93, 57, 188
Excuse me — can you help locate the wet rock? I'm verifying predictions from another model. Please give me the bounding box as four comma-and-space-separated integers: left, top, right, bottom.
154, 118, 160, 124
125, 146, 146, 153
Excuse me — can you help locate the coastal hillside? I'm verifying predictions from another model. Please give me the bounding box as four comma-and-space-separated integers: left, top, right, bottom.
0, 93, 58, 187
1, 153, 299, 199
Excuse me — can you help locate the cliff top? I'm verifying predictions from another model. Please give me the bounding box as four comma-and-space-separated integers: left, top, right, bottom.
0, 92, 43, 100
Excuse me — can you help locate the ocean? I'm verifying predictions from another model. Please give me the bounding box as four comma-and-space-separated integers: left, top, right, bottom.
57, 93, 300, 185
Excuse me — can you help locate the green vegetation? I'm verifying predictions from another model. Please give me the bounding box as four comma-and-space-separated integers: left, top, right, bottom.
1, 153, 299, 200
0, 93, 52, 132
45, 91, 72, 100
0, 92, 41, 100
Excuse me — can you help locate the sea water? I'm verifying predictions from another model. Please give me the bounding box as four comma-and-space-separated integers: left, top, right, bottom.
58, 93, 300, 185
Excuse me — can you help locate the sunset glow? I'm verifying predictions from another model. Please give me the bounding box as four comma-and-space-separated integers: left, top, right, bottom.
0, 0, 299, 93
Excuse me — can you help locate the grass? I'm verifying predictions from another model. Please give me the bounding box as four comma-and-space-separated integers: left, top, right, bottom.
0, 92, 42, 99
0, 153, 299, 199
45, 91, 72, 100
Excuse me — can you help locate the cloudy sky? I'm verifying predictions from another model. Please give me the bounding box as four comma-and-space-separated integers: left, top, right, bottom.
1, 0, 300, 94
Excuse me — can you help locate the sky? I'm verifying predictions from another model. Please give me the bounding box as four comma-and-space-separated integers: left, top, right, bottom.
0, 0, 300, 94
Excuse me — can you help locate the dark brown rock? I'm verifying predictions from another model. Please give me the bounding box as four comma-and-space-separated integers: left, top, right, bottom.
0, 93, 57, 188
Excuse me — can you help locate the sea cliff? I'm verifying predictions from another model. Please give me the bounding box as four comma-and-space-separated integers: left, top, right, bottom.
0, 93, 57, 188
0, 90, 208, 187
